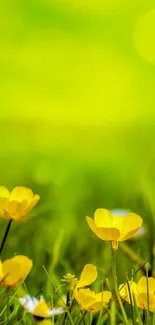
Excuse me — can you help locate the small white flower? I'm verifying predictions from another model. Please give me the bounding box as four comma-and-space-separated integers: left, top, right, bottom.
19, 295, 64, 318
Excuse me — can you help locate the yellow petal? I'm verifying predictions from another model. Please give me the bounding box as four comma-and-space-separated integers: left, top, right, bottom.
118, 213, 143, 240
76, 289, 112, 313
2, 255, 33, 287
34, 301, 49, 317
86, 216, 98, 232
119, 229, 142, 241
10, 187, 34, 203
0, 186, 10, 198
76, 264, 97, 288
6, 201, 28, 220
0, 187, 10, 217
96, 291, 112, 304
119, 281, 137, 304
87, 301, 101, 312
0, 198, 9, 217
137, 292, 155, 311
75, 288, 96, 310
0, 261, 3, 280
94, 209, 113, 227
24, 194, 40, 214
88, 293, 111, 312
86, 217, 120, 241
95, 227, 120, 241
112, 216, 124, 228
137, 276, 155, 295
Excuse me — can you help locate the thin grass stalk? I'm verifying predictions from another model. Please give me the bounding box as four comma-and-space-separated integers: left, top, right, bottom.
42, 265, 74, 325
76, 311, 87, 325
110, 301, 116, 325
96, 281, 105, 325
62, 290, 71, 325
0, 219, 12, 256
111, 243, 128, 325
126, 275, 135, 325
133, 294, 143, 325
146, 265, 151, 325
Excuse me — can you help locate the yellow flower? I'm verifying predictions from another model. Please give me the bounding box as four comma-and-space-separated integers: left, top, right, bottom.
86, 209, 143, 243
19, 295, 64, 319
0, 186, 40, 221
0, 255, 33, 287
119, 277, 155, 312
119, 281, 137, 305
74, 264, 111, 312
75, 288, 112, 312
136, 277, 155, 312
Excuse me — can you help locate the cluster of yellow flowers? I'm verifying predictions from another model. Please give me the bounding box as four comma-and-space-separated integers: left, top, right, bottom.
0, 185, 154, 322
0, 186, 39, 291
0, 186, 58, 319
85, 209, 155, 316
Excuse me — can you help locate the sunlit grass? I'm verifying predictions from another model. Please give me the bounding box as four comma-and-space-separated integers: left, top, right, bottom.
0, 184, 153, 324
1, 0, 155, 323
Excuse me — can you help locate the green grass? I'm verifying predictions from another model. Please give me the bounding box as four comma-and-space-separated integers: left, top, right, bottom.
1, 0, 155, 322
0, 153, 154, 324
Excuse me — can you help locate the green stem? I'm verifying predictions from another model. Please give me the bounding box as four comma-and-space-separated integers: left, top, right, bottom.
111, 243, 129, 325
0, 219, 12, 256
146, 265, 151, 325
126, 275, 135, 325
62, 291, 71, 325
76, 311, 87, 325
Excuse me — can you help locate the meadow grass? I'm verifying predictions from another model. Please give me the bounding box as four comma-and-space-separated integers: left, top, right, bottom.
0, 157, 154, 325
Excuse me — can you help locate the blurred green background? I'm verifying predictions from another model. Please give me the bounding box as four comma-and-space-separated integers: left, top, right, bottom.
1, 0, 155, 295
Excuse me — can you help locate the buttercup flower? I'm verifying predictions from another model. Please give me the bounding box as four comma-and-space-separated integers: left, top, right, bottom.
111, 209, 146, 240
86, 209, 143, 246
19, 295, 64, 319
119, 281, 137, 305
74, 264, 111, 312
136, 277, 155, 311
0, 186, 40, 221
0, 255, 32, 287
119, 277, 155, 312
75, 288, 112, 312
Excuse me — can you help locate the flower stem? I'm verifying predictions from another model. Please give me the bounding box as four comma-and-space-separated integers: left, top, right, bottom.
146, 264, 151, 325
76, 311, 87, 325
126, 275, 135, 325
62, 291, 71, 325
0, 219, 12, 256
111, 243, 129, 325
